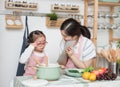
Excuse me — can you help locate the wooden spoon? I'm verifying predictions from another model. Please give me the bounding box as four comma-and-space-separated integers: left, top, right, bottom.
116, 49, 120, 61
107, 49, 113, 62
109, 49, 115, 62
100, 49, 110, 62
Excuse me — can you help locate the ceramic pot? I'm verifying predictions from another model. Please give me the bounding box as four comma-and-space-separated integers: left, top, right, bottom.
36, 64, 61, 81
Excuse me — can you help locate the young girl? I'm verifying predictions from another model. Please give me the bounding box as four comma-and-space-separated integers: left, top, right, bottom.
19, 30, 48, 76
57, 18, 96, 69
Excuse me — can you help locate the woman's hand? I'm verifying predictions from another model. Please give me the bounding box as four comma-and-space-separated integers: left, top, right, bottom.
65, 46, 74, 58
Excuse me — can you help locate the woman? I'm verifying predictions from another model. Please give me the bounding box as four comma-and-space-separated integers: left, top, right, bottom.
57, 18, 96, 69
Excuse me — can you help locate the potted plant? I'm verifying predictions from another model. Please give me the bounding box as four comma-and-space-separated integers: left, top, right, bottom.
46, 12, 58, 27
47, 12, 58, 20
46, 12, 65, 28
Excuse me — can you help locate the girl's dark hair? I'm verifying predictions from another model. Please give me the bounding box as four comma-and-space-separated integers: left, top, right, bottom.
60, 18, 91, 39
27, 30, 46, 43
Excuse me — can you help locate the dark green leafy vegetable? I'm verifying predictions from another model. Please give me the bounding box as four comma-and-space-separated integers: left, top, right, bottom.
68, 70, 79, 73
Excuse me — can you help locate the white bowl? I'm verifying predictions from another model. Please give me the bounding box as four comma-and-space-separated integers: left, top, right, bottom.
22, 78, 48, 87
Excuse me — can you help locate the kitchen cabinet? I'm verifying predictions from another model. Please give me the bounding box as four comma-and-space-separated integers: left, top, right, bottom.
84, 0, 120, 68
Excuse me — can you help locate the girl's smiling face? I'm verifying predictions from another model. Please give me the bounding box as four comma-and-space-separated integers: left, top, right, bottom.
35, 36, 47, 52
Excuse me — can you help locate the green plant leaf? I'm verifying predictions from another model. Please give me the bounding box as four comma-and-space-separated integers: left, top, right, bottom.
82, 66, 94, 73
117, 41, 120, 48
47, 12, 58, 20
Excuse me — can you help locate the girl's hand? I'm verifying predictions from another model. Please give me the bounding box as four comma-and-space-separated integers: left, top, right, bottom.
31, 42, 37, 47
33, 57, 42, 66
44, 56, 48, 67
65, 46, 74, 58
60, 65, 65, 69
31, 38, 40, 47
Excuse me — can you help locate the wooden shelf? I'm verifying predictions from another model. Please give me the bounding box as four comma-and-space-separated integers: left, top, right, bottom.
51, 4, 80, 13
84, 0, 120, 68
84, 0, 120, 46
46, 17, 65, 28
88, 1, 120, 6
46, 14, 81, 28
5, 15, 23, 29
112, 38, 120, 41
5, 1, 38, 10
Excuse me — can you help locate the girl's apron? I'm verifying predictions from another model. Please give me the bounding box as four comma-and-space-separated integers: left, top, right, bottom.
65, 35, 84, 68
24, 54, 45, 76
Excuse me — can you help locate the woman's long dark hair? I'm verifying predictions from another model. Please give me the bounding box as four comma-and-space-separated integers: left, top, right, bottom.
60, 18, 91, 39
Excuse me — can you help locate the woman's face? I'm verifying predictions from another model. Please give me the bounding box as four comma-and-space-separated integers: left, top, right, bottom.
61, 30, 72, 41
35, 36, 47, 52
61, 30, 78, 41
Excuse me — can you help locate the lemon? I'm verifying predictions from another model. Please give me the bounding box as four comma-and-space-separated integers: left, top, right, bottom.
82, 72, 91, 80
89, 73, 96, 81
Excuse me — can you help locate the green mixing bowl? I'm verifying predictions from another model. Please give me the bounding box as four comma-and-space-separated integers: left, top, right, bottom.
36, 64, 61, 81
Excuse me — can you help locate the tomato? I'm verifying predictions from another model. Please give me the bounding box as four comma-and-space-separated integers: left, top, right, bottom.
101, 68, 107, 72
91, 70, 100, 76
91, 68, 107, 77
98, 68, 107, 74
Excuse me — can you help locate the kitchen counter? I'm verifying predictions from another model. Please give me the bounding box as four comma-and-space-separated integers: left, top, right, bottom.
14, 75, 120, 87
